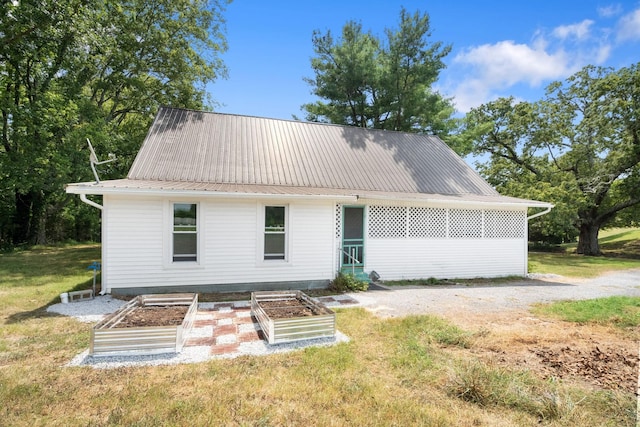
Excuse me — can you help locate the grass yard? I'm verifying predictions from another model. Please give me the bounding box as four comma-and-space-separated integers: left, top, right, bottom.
0, 244, 638, 426
532, 296, 640, 328
529, 227, 640, 277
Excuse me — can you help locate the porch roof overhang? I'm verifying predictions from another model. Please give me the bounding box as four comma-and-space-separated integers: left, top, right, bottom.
66, 179, 554, 209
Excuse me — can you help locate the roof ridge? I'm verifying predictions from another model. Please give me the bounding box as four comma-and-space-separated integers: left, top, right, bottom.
158, 106, 441, 139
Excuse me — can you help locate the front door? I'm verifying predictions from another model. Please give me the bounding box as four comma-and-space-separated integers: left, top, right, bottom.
342, 207, 364, 269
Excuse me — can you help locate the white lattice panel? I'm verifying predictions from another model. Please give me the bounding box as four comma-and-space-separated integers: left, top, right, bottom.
335, 204, 342, 240
408, 207, 447, 238
449, 209, 482, 239
484, 210, 525, 238
368, 205, 406, 238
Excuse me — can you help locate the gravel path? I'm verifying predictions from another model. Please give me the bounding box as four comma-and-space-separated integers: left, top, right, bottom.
48, 269, 640, 324
353, 269, 640, 318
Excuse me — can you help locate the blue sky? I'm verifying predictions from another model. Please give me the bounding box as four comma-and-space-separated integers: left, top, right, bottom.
209, 1, 640, 120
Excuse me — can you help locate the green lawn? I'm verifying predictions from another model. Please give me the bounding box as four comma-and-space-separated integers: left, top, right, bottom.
0, 244, 636, 426
0, 244, 101, 315
532, 296, 640, 328
528, 252, 640, 277
529, 227, 640, 277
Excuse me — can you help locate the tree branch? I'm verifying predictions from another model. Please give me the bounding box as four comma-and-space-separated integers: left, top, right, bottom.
488, 131, 541, 176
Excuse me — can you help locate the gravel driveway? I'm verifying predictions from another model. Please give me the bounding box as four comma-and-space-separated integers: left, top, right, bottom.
352, 269, 640, 318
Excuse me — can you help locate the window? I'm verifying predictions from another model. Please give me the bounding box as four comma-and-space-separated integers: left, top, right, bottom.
264, 206, 286, 260
173, 203, 197, 262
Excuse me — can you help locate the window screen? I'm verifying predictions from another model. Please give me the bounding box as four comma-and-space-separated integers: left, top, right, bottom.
264, 206, 286, 260
173, 203, 197, 262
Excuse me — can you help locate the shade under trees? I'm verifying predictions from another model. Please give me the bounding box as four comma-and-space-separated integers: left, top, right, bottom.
462, 64, 640, 255
0, 0, 229, 248
302, 8, 457, 146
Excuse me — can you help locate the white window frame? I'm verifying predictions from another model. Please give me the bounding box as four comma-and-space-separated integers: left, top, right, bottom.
166, 201, 202, 267
260, 204, 289, 262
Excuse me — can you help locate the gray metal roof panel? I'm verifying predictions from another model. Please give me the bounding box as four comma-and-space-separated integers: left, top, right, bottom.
127, 107, 499, 197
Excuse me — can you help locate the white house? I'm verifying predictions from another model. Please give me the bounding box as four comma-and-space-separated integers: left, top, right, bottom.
66, 107, 552, 295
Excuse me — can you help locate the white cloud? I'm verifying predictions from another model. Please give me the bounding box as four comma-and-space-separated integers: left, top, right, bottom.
598, 4, 623, 17
552, 20, 594, 40
447, 39, 578, 111
595, 44, 612, 63
454, 40, 572, 87
616, 8, 640, 41
444, 19, 615, 113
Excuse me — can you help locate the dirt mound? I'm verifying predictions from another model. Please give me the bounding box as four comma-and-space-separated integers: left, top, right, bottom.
533, 344, 638, 392
445, 311, 639, 395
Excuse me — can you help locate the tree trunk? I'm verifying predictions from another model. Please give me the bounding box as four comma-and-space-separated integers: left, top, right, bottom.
12, 190, 46, 245
12, 191, 34, 244
36, 213, 47, 245
576, 222, 601, 255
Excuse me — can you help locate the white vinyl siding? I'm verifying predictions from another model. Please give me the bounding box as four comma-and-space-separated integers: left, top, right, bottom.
102, 196, 335, 291
335, 201, 528, 280
101, 195, 530, 292
366, 238, 526, 279
101, 196, 164, 291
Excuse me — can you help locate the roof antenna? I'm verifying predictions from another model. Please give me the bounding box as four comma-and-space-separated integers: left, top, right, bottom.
87, 138, 116, 184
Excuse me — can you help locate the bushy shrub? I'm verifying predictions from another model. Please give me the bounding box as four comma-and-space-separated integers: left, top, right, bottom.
330, 272, 369, 293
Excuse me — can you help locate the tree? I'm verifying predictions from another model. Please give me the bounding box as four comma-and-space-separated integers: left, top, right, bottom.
462, 64, 640, 254
0, 0, 229, 247
302, 8, 457, 143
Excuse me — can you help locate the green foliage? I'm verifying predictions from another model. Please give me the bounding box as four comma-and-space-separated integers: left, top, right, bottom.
0, 0, 230, 247
463, 64, 640, 253
330, 272, 369, 292
303, 8, 460, 149
532, 297, 640, 328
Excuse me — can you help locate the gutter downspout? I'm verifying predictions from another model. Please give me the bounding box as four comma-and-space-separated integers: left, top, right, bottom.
525, 205, 553, 278
80, 193, 103, 210
79, 193, 108, 295
527, 206, 552, 221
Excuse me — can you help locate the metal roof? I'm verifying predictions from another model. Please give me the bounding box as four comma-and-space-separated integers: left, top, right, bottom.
67, 107, 552, 208
127, 107, 499, 196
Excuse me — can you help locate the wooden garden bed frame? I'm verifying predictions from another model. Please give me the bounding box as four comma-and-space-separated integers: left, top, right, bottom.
90, 293, 198, 356
251, 291, 336, 344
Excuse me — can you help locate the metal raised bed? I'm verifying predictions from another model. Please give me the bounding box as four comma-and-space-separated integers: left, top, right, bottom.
251, 291, 336, 344
90, 293, 198, 356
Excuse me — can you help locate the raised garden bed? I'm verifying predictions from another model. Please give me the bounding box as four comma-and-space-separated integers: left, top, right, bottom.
90, 293, 198, 356
251, 291, 336, 344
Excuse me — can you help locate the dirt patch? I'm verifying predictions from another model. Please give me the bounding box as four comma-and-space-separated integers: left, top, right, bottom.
115, 306, 188, 327
258, 298, 327, 318
443, 310, 639, 394
533, 345, 637, 392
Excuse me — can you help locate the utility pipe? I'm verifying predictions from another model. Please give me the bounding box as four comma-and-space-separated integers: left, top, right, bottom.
79, 193, 107, 294
527, 206, 552, 221
80, 193, 103, 210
